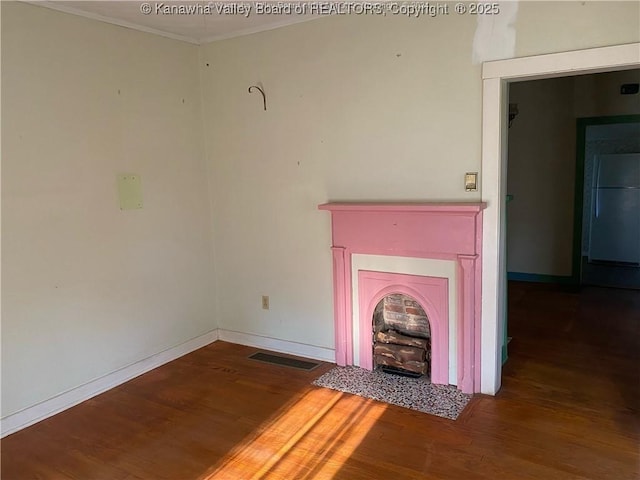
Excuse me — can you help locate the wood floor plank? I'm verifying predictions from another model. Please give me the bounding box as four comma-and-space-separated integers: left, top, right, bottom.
2, 283, 639, 479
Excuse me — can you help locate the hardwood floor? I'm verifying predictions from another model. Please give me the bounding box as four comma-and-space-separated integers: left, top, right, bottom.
2, 282, 639, 479
581, 257, 640, 289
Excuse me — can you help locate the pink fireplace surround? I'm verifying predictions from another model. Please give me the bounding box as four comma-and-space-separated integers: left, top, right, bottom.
318, 202, 485, 394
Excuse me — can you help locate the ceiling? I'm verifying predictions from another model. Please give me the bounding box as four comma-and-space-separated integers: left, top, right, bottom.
28, 1, 322, 44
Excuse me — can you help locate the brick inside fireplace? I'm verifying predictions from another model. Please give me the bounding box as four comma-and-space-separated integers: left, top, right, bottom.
373, 294, 431, 377
358, 269, 449, 385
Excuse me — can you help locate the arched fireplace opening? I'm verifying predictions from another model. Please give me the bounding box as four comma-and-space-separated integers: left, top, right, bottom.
372, 294, 431, 378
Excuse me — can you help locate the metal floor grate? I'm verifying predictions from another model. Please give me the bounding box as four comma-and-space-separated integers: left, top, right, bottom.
248, 352, 320, 371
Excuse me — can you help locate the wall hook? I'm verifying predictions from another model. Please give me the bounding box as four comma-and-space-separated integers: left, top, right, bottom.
248, 85, 267, 111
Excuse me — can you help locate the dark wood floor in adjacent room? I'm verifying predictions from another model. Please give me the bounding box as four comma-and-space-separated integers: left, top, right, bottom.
2, 282, 639, 479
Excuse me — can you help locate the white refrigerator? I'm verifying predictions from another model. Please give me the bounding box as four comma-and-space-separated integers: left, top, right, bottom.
589, 153, 640, 266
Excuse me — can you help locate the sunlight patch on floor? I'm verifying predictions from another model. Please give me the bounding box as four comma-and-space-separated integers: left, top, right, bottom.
199, 387, 387, 479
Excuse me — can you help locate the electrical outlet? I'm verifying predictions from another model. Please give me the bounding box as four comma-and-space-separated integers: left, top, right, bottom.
262, 295, 269, 310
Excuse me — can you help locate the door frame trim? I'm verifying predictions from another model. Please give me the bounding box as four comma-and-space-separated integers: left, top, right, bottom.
480, 43, 640, 395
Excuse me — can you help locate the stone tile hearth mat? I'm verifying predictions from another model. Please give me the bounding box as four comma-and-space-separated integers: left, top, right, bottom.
312, 366, 472, 420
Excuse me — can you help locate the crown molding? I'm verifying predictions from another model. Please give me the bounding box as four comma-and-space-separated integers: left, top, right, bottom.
199, 15, 323, 45
21, 1, 325, 45
22, 1, 201, 45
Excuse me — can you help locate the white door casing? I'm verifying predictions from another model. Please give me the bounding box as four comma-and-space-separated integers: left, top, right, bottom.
480, 43, 640, 395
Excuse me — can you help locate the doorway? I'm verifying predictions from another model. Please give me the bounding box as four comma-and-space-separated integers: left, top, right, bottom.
480, 43, 640, 395
505, 74, 639, 290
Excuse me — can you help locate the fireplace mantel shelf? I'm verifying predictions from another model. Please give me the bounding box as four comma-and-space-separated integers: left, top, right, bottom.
319, 202, 486, 213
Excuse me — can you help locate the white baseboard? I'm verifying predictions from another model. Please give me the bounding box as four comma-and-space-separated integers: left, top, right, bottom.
218, 329, 335, 363
1, 329, 219, 438
2, 329, 335, 438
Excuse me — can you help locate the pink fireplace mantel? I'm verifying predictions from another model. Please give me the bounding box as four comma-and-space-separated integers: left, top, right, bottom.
318, 202, 486, 394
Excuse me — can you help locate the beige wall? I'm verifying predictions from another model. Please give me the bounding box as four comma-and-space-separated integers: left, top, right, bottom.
202, 2, 639, 345
506, 77, 577, 276
2, 0, 639, 419
514, 1, 639, 57
1, 3, 215, 417
575, 69, 640, 118
201, 12, 482, 350
507, 69, 640, 276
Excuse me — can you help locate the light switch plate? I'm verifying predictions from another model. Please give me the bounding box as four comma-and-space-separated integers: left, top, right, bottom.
117, 174, 143, 210
465, 172, 478, 192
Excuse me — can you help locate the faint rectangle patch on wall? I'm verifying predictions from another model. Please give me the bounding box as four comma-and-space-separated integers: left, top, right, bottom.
472, 2, 518, 64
